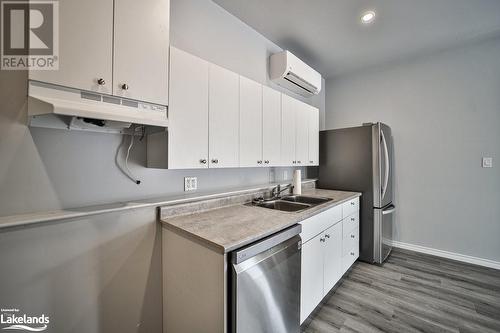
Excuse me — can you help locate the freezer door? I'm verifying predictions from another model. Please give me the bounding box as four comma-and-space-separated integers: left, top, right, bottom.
373, 123, 394, 208
373, 204, 395, 263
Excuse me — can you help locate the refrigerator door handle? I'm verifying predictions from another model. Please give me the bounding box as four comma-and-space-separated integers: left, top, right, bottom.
382, 204, 396, 215
381, 129, 390, 201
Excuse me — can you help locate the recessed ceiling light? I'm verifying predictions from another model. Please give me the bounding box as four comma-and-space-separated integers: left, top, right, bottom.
360, 11, 376, 24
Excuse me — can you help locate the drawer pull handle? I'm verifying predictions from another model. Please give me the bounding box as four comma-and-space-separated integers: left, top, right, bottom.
320, 238, 325, 243
351, 217, 355, 221
211, 159, 219, 164
351, 202, 355, 205
351, 235, 355, 238
325, 234, 330, 239
350, 252, 355, 256
200, 159, 207, 164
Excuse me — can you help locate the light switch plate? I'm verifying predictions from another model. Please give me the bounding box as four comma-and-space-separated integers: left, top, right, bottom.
184, 177, 198, 191
482, 157, 493, 168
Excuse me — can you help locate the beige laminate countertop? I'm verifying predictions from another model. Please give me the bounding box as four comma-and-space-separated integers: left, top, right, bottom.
160, 188, 361, 254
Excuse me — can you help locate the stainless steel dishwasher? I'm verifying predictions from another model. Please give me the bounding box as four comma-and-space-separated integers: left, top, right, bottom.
231, 224, 302, 333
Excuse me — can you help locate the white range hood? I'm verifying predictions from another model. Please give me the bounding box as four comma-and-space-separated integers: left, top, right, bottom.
28, 81, 168, 133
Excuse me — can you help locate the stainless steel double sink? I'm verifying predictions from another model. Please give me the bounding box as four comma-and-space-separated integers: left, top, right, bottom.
252, 195, 332, 212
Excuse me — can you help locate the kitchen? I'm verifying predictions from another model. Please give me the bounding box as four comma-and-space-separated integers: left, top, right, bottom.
0, 0, 499, 332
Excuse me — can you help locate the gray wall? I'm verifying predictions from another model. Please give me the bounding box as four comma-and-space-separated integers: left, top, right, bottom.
325, 36, 500, 262
0, 0, 323, 332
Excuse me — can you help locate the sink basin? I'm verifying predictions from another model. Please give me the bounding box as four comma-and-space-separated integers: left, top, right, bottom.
253, 200, 311, 212
281, 195, 332, 205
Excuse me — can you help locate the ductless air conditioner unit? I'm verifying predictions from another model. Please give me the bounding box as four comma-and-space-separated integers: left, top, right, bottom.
270, 50, 322, 97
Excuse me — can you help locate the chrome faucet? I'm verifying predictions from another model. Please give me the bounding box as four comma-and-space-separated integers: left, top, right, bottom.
271, 184, 294, 199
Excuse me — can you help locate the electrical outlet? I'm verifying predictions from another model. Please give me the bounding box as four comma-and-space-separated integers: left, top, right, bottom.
482, 157, 493, 168
184, 177, 198, 191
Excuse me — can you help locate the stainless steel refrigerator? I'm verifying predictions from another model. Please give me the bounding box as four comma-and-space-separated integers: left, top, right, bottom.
318, 122, 395, 264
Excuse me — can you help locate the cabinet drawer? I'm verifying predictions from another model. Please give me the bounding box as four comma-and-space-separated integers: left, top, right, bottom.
300, 205, 342, 243
342, 244, 359, 274
343, 227, 359, 256
342, 213, 359, 238
342, 197, 359, 218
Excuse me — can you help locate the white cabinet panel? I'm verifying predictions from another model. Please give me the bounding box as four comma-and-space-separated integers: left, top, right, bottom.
323, 223, 343, 293
113, 0, 169, 104
295, 100, 309, 166
281, 94, 296, 166
209, 64, 239, 168
300, 235, 324, 323
29, 0, 113, 94
308, 106, 319, 165
262, 86, 282, 167
343, 197, 360, 218
168, 47, 209, 169
239, 77, 262, 167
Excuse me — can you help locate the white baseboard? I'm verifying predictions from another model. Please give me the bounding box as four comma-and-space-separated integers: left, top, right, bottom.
389, 240, 500, 270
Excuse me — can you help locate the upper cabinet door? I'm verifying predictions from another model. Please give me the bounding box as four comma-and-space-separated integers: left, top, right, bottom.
239, 77, 263, 167
168, 47, 209, 169
209, 64, 240, 168
262, 86, 282, 167
308, 106, 320, 165
295, 100, 310, 166
29, 0, 113, 94
281, 94, 296, 166
113, 0, 169, 105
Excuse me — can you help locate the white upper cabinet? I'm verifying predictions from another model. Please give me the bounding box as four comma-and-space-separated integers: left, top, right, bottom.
295, 100, 309, 166
281, 94, 297, 166
113, 0, 169, 105
262, 86, 282, 167
209, 64, 240, 168
168, 47, 209, 169
308, 105, 320, 165
239, 77, 263, 167
30, 0, 170, 105
29, 0, 114, 94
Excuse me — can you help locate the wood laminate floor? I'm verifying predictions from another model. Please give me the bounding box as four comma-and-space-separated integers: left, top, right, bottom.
301, 248, 500, 333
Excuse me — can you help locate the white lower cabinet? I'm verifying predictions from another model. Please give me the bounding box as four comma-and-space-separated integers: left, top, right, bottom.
300, 197, 360, 323
300, 234, 325, 323
323, 223, 343, 293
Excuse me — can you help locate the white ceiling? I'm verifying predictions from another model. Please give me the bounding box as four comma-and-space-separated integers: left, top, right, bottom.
213, 0, 500, 78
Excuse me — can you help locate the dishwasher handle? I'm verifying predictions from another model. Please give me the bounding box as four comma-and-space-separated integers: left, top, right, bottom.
231, 224, 302, 265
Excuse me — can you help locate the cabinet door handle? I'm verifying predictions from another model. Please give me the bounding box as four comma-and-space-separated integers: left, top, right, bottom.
320, 238, 325, 243
297, 161, 302, 164
257, 160, 263, 164
351, 217, 355, 221
351, 202, 355, 205
325, 234, 330, 239
309, 160, 314, 164
121, 83, 129, 90
199, 159, 207, 164
97, 78, 106, 85
211, 159, 219, 164
264, 160, 270, 164
292, 161, 296, 164
350, 252, 355, 256
351, 234, 355, 238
